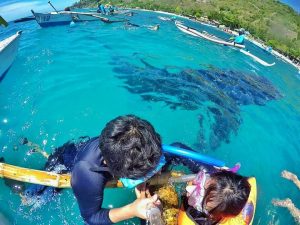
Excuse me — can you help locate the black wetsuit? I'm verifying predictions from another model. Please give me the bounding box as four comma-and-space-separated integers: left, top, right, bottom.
13, 137, 212, 225
71, 137, 113, 225
71, 140, 213, 225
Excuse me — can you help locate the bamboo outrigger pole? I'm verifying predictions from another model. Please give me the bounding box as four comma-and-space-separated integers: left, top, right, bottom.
0, 162, 183, 188
0, 162, 71, 188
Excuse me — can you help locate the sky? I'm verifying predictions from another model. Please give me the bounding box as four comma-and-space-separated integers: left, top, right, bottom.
0, 0, 77, 22
280, 0, 300, 12
0, 0, 299, 22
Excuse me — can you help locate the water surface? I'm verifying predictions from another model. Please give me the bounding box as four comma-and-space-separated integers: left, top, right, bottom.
0, 10, 299, 225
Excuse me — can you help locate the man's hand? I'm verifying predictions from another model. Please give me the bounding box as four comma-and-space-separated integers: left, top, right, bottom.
135, 183, 151, 198
281, 170, 297, 181
129, 193, 160, 219
109, 183, 161, 222
129, 183, 161, 219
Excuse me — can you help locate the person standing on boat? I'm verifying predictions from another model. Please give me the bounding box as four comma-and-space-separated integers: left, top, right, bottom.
108, 5, 115, 13
71, 115, 162, 225
97, 3, 107, 14
234, 31, 245, 45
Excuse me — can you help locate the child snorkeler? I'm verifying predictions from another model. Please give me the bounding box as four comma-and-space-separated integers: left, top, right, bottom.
183, 170, 251, 225
155, 142, 251, 225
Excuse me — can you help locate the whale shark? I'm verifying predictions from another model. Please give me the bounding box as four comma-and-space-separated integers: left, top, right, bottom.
110, 56, 282, 150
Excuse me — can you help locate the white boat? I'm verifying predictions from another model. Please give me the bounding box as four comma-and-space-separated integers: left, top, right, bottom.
89, 9, 131, 15
175, 21, 245, 49
158, 16, 171, 21
240, 49, 275, 67
0, 31, 22, 80
31, 10, 105, 27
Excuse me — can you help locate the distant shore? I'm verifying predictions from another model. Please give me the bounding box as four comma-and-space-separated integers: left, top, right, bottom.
245, 37, 300, 71
73, 5, 300, 71
137, 8, 300, 71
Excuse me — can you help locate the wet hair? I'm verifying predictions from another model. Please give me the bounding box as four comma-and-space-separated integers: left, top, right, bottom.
205, 171, 250, 223
188, 171, 250, 225
99, 115, 162, 179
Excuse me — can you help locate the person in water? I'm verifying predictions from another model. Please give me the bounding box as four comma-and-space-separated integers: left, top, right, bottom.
108, 5, 115, 13
146, 24, 160, 31
5, 118, 248, 225
124, 22, 160, 31
272, 170, 300, 224
8, 115, 161, 221
71, 115, 162, 225
184, 170, 250, 224
16, 137, 195, 215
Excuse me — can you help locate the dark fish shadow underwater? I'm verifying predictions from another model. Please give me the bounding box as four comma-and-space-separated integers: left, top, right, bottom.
1, 58, 282, 210
110, 56, 282, 150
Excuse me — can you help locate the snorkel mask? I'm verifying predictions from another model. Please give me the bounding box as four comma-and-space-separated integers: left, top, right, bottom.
120, 155, 166, 188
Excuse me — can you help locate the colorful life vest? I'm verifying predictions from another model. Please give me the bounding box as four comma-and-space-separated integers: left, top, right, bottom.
178, 177, 257, 225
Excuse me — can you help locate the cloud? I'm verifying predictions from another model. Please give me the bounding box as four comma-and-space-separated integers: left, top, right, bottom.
0, 0, 76, 22
0, 1, 49, 22
0, 0, 23, 8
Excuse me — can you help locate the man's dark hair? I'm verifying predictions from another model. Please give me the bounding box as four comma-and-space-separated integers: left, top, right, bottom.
99, 115, 162, 179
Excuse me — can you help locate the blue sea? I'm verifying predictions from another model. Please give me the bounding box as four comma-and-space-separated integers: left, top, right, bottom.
0, 10, 300, 225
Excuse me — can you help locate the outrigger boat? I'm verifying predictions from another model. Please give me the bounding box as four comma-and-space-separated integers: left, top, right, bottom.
31, 1, 118, 27
175, 21, 245, 49
240, 49, 275, 67
89, 9, 132, 15
175, 21, 275, 66
0, 31, 22, 80
31, 10, 110, 27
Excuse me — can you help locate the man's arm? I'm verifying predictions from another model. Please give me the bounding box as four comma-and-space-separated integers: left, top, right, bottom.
272, 198, 300, 224
281, 170, 300, 190
71, 161, 158, 225
71, 161, 112, 225
109, 193, 159, 223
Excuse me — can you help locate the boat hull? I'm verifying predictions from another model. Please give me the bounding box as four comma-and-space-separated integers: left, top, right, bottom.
175, 21, 245, 49
0, 31, 22, 81
62, 11, 102, 21
32, 11, 102, 27
32, 11, 72, 27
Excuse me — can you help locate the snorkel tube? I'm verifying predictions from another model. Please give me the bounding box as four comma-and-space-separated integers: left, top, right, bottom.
162, 144, 225, 167
120, 145, 225, 188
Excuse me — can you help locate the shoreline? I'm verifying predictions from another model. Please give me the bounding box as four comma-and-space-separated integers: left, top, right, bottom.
136, 8, 189, 20
245, 36, 300, 71
75, 6, 300, 72
132, 8, 300, 71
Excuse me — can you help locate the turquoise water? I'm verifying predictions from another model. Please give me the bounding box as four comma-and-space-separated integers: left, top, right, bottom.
0, 10, 300, 225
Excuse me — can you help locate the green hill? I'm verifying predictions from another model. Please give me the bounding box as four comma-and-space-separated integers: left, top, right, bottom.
73, 0, 300, 60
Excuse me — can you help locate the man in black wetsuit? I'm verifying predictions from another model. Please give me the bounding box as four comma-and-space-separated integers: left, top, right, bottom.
71, 115, 162, 225
7, 115, 207, 223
